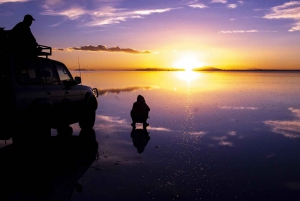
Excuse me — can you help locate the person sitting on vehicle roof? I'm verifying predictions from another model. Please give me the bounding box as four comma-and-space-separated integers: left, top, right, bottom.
10, 14, 40, 55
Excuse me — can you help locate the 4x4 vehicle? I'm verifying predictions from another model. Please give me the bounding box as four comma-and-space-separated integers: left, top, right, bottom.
0, 28, 98, 143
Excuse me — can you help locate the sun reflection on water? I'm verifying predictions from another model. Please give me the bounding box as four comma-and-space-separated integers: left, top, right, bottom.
175, 71, 202, 83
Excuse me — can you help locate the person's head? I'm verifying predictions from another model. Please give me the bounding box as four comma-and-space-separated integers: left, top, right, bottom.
137, 95, 145, 103
23, 14, 35, 26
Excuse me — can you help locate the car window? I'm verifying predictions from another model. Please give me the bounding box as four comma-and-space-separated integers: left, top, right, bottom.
14, 58, 39, 85
55, 63, 73, 83
38, 60, 59, 85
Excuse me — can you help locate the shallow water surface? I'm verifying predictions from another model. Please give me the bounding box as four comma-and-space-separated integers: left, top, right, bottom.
69, 71, 300, 201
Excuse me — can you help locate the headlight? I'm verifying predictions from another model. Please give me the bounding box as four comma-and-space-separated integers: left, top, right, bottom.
92, 88, 98, 97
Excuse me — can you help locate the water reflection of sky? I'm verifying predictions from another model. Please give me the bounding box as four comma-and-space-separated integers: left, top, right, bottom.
68, 71, 300, 200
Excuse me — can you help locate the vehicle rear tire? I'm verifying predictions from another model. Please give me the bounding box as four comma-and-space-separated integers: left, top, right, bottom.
79, 110, 96, 130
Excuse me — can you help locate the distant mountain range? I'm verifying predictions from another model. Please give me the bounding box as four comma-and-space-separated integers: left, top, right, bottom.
70, 67, 300, 71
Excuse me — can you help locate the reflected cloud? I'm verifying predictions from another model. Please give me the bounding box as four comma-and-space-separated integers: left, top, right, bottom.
227, 131, 237, 136
219, 106, 258, 110
97, 86, 154, 96
289, 107, 300, 117
264, 107, 300, 139
211, 135, 234, 147
96, 115, 171, 133
147, 127, 171, 132
264, 120, 300, 139
97, 115, 126, 124
189, 131, 206, 136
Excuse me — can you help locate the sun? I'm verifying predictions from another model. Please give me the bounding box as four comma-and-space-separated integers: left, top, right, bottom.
174, 55, 203, 72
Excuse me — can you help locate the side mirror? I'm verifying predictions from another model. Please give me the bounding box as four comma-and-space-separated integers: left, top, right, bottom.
74, 76, 81, 84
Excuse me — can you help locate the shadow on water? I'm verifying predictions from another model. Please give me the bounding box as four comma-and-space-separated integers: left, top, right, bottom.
0, 128, 98, 201
130, 128, 150, 154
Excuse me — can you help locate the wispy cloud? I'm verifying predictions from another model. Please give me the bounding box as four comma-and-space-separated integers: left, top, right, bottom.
0, 0, 30, 4
96, 86, 154, 96
54, 45, 151, 54
41, 4, 174, 26
219, 30, 277, 34
189, 4, 208, 9
264, 1, 300, 32
211, 0, 227, 3
227, 4, 237, 9
219, 30, 258, 34
219, 106, 258, 110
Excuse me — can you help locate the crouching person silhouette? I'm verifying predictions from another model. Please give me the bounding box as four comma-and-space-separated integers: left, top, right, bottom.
130, 95, 150, 130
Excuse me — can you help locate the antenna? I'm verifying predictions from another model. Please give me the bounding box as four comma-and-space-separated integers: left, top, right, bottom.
78, 56, 82, 85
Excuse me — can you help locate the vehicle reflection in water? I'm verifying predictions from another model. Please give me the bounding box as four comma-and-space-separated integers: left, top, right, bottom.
0, 128, 98, 201
130, 128, 150, 154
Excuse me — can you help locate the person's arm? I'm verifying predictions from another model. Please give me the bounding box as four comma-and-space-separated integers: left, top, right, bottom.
145, 103, 150, 111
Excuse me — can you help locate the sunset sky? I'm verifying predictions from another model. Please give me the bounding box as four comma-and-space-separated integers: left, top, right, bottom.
1, 0, 300, 70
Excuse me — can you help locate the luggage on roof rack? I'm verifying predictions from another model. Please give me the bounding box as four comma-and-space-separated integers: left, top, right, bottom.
0, 27, 52, 58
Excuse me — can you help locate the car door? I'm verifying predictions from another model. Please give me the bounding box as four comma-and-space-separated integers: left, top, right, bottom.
38, 59, 65, 107
54, 62, 83, 107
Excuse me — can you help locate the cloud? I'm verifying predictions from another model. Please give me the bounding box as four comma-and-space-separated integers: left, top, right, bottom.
219, 106, 258, 110
0, 0, 30, 4
96, 86, 153, 96
54, 45, 151, 54
264, 1, 300, 32
227, 4, 237, 9
210, 0, 227, 3
189, 4, 208, 9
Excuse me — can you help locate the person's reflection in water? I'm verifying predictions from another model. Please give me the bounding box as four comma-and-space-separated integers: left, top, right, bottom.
130, 94, 150, 130
131, 128, 150, 154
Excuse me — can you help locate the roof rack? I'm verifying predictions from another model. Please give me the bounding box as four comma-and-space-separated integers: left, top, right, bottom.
38, 45, 52, 58
1, 28, 52, 58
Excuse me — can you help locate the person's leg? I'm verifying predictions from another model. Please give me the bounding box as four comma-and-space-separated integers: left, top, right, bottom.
143, 119, 149, 130
131, 121, 136, 129
130, 111, 136, 129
